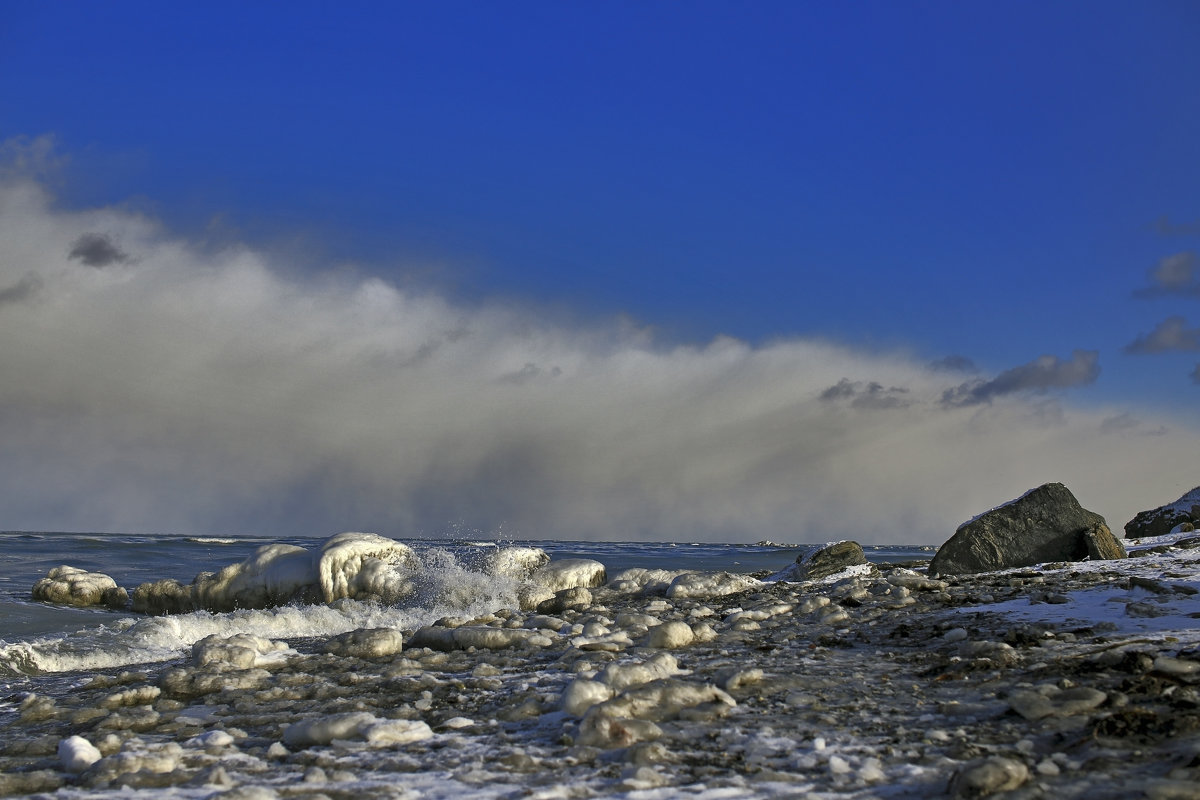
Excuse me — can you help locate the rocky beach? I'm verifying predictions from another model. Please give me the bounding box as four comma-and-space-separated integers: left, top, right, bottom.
4, 485, 1200, 799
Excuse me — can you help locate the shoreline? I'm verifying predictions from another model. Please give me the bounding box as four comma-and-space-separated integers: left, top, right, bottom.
3, 531, 1199, 799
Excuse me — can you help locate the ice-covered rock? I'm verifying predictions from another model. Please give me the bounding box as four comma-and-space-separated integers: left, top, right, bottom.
32, 566, 128, 609
607, 568, 689, 596
323, 627, 404, 659
317, 532, 419, 604
645, 621, 695, 649
130, 578, 197, 615
577, 679, 736, 748
282, 711, 432, 748
782, 541, 869, 582
192, 633, 291, 669
408, 625, 551, 651
192, 544, 317, 612
665, 571, 759, 599
480, 546, 550, 581
1125, 486, 1200, 539
948, 756, 1029, 796
531, 558, 607, 592
931, 483, 1124, 576
58, 736, 101, 772
597, 653, 683, 690
537, 586, 593, 613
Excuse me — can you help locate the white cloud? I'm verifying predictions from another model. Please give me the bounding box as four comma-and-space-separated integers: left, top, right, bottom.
0, 172, 1197, 543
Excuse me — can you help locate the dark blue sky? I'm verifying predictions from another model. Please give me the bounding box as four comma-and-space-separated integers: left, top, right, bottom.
0, 2, 1197, 539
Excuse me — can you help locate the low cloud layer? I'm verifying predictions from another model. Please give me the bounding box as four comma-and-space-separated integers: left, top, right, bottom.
0, 174, 1196, 543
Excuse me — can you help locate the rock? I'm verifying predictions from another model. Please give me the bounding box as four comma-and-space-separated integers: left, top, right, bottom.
537, 586, 593, 614
1125, 487, 1200, 539
1083, 526, 1127, 560
322, 628, 404, 659
931, 483, 1117, 576
664, 571, 759, 599
32, 566, 128, 608
949, 756, 1029, 796
790, 541, 869, 581
645, 621, 695, 649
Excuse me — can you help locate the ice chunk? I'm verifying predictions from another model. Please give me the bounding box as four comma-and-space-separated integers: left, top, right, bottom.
665, 571, 760, 599
408, 625, 549, 651
58, 736, 101, 772
191, 544, 317, 612
531, 558, 607, 592
480, 546, 550, 580
33, 566, 127, 609
282, 711, 432, 748
597, 653, 683, 690
323, 628, 404, 659
645, 621, 695, 649
193, 633, 291, 669
317, 532, 418, 604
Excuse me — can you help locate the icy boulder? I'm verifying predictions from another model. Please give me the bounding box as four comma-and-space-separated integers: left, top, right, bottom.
530, 558, 607, 592
192, 544, 318, 612
1125, 486, 1200, 539
664, 571, 759, 600
317, 532, 419, 603
479, 546, 551, 581
771, 541, 869, 582
131, 578, 197, 615
33, 566, 128, 609
58, 736, 101, 773
192, 633, 292, 669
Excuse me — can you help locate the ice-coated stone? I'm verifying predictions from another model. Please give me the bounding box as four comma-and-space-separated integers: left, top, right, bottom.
323, 627, 404, 659
537, 586, 593, 613
887, 568, 949, 591
531, 558, 607, 592
948, 756, 1029, 796
480, 546, 550, 581
317, 532, 419, 604
562, 679, 615, 716
193, 633, 291, 669
192, 544, 317, 612
931, 483, 1121, 576
577, 679, 735, 748
283, 711, 433, 748
598, 652, 683, 690
33, 566, 128, 609
665, 571, 760, 599
607, 568, 690, 596
58, 735, 101, 772
645, 621, 695, 649
408, 625, 549, 651
1008, 686, 1106, 720
131, 578, 196, 615
790, 541, 869, 581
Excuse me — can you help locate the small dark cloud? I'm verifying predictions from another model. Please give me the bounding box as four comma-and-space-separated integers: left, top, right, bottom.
928, 355, 978, 374
820, 378, 910, 410
1152, 216, 1200, 236
1124, 316, 1200, 355
68, 233, 130, 268
1134, 251, 1200, 298
0, 273, 42, 307
942, 350, 1101, 407
498, 363, 562, 385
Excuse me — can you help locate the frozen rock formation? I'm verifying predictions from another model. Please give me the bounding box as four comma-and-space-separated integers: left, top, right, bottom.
771, 540, 869, 582
316, 532, 419, 603
930, 483, 1125, 576
32, 566, 128, 609
530, 558, 607, 592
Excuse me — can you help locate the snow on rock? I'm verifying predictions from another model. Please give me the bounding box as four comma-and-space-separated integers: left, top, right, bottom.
32, 566, 128, 609
597, 652, 684, 690
283, 711, 432, 748
58, 736, 101, 772
131, 578, 197, 615
530, 558, 608, 592
665, 571, 760, 599
192, 633, 292, 670
317, 532, 419, 604
323, 627, 404, 659
1126, 486, 1200, 539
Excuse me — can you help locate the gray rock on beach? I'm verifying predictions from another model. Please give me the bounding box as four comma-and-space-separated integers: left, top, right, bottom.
1124, 486, 1200, 538
771, 540, 869, 582
930, 482, 1126, 576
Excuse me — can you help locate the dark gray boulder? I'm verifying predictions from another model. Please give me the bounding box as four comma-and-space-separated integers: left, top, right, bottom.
1124, 487, 1200, 539
930, 483, 1125, 576
792, 540, 868, 581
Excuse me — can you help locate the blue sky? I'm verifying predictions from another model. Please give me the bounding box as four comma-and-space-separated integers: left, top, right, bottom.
0, 1, 1196, 541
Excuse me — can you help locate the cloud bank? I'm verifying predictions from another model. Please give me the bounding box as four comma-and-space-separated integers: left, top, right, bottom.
1124, 316, 1200, 355
0, 173, 1197, 543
